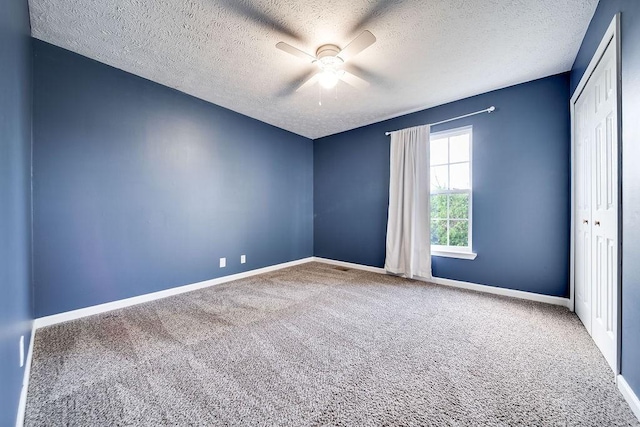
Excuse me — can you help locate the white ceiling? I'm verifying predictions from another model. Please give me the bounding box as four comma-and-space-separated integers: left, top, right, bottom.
28, 0, 598, 139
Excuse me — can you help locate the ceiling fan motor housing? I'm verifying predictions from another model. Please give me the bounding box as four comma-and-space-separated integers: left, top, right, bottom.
316, 44, 344, 69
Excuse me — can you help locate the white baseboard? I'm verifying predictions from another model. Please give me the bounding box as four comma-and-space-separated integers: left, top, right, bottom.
429, 276, 571, 308
618, 375, 640, 422
15, 324, 35, 427
34, 257, 314, 328
34, 256, 571, 328
312, 257, 387, 274
312, 257, 570, 308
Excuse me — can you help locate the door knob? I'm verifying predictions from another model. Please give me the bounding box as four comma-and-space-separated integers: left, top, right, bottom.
595, 221, 601, 226
583, 219, 589, 224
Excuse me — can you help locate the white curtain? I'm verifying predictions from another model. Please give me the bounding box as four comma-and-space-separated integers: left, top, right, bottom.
384, 125, 432, 279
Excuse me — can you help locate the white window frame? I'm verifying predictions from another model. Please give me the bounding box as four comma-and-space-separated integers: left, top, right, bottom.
430, 125, 477, 260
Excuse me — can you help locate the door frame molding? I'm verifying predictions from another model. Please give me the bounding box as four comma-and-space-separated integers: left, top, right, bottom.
569, 13, 622, 374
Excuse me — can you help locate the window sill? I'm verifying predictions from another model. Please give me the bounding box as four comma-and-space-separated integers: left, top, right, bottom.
431, 250, 477, 260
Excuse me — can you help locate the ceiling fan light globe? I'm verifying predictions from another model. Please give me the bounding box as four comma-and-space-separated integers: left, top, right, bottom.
319, 70, 339, 89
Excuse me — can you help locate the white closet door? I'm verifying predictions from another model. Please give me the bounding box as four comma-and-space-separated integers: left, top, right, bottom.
589, 40, 618, 371
574, 85, 592, 333
574, 38, 619, 372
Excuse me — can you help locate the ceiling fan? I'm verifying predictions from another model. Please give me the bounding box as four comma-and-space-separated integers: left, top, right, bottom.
276, 30, 377, 92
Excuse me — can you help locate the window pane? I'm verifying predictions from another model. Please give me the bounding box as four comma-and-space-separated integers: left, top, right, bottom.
430, 194, 447, 219
450, 134, 470, 163
431, 165, 448, 191
430, 138, 448, 165
449, 162, 469, 190
449, 220, 469, 247
449, 193, 469, 219
431, 220, 448, 245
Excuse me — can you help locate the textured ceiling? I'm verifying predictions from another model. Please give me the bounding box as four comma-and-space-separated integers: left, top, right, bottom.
28, 0, 598, 139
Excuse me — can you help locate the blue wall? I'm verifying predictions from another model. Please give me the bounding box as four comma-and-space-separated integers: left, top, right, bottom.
0, 0, 33, 424
33, 41, 313, 317
315, 74, 571, 297
571, 0, 640, 401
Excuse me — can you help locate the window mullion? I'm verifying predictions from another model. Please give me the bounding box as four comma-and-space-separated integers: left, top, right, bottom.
446, 193, 451, 247
448, 137, 453, 247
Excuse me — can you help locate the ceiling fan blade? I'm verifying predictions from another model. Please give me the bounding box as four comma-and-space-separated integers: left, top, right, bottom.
296, 73, 320, 92
339, 71, 370, 90
350, 0, 406, 34
276, 42, 317, 63
337, 30, 376, 62
217, 0, 302, 41
276, 69, 317, 97
344, 63, 391, 88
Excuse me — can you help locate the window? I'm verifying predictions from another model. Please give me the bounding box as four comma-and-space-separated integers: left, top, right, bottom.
430, 126, 475, 259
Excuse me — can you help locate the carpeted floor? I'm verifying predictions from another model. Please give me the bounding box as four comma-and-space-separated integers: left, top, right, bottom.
25, 262, 639, 426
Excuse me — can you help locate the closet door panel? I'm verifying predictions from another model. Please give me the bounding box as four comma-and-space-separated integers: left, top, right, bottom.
574, 85, 592, 332
589, 41, 618, 371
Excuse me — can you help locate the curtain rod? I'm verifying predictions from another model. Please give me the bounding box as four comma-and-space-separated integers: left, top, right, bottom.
384, 106, 496, 136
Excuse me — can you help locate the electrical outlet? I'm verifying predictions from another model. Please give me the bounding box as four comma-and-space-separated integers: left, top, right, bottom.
19, 335, 24, 368
219, 257, 226, 268
241, 255, 246, 264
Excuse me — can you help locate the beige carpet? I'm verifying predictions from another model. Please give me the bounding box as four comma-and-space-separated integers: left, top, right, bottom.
25, 262, 639, 426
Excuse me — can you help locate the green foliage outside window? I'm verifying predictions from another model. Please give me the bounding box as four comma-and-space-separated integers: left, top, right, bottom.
430, 194, 469, 247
